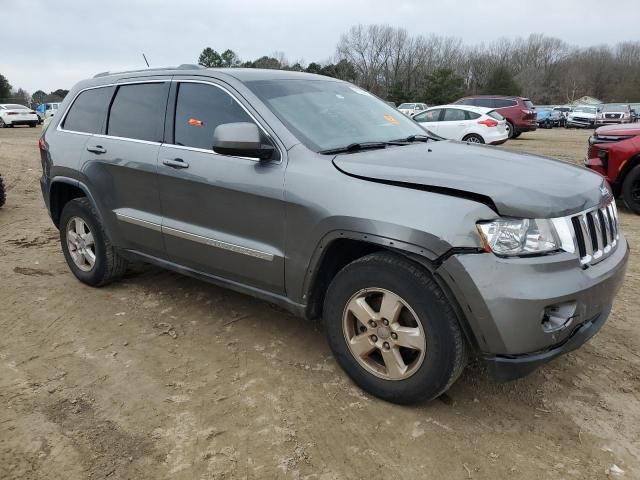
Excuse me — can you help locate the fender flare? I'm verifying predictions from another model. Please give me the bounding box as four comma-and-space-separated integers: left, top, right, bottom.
49, 176, 110, 238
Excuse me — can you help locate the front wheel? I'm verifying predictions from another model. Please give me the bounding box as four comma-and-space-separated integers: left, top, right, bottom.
622, 165, 640, 214
0, 118, 7, 128
462, 134, 484, 144
323, 252, 467, 404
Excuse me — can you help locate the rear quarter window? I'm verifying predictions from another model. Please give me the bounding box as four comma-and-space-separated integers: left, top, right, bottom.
487, 110, 504, 120
62, 87, 114, 134
107, 83, 168, 142
493, 99, 517, 108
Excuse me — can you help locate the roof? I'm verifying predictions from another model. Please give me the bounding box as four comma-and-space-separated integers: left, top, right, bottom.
427, 104, 493, 114
92, 65, 331, 83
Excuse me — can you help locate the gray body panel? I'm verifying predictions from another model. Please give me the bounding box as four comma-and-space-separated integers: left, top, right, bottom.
40, 67, 628, 361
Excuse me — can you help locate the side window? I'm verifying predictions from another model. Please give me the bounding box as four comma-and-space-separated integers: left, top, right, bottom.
466, 111, 481, 120
443, 109, 467, 121
107, 83, 168, 142
414, 109, 441, 122
476, 98, 494, 108
62, 87, 114, 134
174, 82, 255, 150
494, 99, 517, 108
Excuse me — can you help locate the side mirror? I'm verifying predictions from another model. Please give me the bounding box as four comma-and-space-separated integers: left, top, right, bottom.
213, 122, 274, 161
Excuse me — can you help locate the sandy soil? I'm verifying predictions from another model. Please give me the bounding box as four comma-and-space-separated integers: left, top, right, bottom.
1, 126, 638, 480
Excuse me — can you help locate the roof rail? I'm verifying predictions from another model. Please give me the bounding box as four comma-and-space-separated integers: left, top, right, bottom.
93, 64, 204, 78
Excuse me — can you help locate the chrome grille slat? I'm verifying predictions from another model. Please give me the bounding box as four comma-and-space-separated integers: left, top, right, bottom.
571, 200, 619, 266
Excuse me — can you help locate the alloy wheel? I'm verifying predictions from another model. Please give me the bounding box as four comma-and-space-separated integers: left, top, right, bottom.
66, 216, 96, 272
342, 288, 426, 381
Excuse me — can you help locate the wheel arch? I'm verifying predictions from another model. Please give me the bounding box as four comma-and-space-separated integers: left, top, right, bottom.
302, 230, 442, 320
615, 154, 640, 195
49, 177, 105, 231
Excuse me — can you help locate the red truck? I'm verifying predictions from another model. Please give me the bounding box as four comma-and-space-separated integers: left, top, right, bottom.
585, 123, 640, 213
454, 95, 537, 138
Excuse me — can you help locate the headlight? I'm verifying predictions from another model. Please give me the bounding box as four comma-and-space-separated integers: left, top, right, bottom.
476, 218, 562, 256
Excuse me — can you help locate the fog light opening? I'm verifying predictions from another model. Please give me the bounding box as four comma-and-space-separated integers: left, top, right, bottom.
541, 301, 577, 333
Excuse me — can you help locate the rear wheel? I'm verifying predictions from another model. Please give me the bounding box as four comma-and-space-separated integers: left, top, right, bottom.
462, 134, 484, 144
0, 118, 6, 128
622, 165, 640, 214
505, 121, 515, 138
512, 131, 522, 138
59, 198, 127, 286
323, 252, 467, 404
29, 122, 37, 128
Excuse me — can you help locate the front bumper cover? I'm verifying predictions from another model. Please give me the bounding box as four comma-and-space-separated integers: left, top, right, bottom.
484, 305, 609, 381
437, 236, 629, 377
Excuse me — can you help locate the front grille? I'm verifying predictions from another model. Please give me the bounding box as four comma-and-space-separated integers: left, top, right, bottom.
605, 113, 622, 119
570, 200, 619, 266
573, 117, 590, 123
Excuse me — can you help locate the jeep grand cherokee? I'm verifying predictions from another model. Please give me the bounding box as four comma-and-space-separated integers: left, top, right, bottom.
39, 66, 628, 404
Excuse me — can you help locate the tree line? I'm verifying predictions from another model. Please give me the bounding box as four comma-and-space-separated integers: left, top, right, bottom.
198, 25, 640, 105
0, 73, 68, 106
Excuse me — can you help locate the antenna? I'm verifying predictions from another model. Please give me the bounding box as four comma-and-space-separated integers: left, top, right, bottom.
142, 53, 150, 67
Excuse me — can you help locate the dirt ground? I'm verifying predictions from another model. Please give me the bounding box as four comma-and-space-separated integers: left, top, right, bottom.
1, 126, 639, 480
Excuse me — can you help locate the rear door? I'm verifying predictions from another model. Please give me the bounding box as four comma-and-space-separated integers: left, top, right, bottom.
83, 80, 170, 257
157, 79, 286, 293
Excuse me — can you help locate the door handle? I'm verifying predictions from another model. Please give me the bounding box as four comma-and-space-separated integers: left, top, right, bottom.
162, 158, 189, 169
87, 145, 106, 154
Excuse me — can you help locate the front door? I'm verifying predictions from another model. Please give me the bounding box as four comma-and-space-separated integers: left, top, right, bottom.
157, 80, 286, 294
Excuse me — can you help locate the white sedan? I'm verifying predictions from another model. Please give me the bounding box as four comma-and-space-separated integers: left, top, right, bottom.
0, 104, 39, 128
413, 105, 508, 145
398, 103, 428, 117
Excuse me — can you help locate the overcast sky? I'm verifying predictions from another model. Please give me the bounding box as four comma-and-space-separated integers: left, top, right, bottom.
2, 0, 639, 93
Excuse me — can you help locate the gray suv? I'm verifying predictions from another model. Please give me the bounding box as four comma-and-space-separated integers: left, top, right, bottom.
39, 66, 629, 404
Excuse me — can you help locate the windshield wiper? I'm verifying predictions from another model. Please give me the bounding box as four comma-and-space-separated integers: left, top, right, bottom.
319, 142, 389, 155
392, 134, 432, 143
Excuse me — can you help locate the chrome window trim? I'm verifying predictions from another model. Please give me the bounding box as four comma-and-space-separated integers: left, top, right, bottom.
169, 78, 284, 164
56, 78, 284, 163
56, 80, 169, 136
94, 134, 161, 146
114, 213, 274, 261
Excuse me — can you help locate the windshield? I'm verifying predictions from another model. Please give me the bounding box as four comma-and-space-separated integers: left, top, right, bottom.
573, 106, 596, 114
398, 103, 415, 109
602, 104, 628, 112
246, 80, 431, 152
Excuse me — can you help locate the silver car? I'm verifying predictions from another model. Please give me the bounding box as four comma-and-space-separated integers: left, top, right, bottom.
39, 66, 628, 404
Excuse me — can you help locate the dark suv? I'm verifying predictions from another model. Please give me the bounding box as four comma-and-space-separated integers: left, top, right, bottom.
39, 66, 627, 404
455, 96, 537, 138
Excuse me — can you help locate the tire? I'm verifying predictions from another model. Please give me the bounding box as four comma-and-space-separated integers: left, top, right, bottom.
323, 252, 467, 404
0, 118, 5, 128
0, 174, 5, 208
462, 134, 484, 144
621, 165, 640, 214
505, 121, 515, 138
29, 122, 37, 128
512, 131, 522, 139
59, 197, 127, 286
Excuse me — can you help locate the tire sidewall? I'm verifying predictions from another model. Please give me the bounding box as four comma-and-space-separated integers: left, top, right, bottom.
622, 165, 640, 214
324, 257, 462, 403
59, 199, 109, 286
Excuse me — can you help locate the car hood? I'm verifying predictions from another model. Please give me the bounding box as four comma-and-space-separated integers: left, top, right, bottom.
596, 124, 640, 136
332, 141, 609, 218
